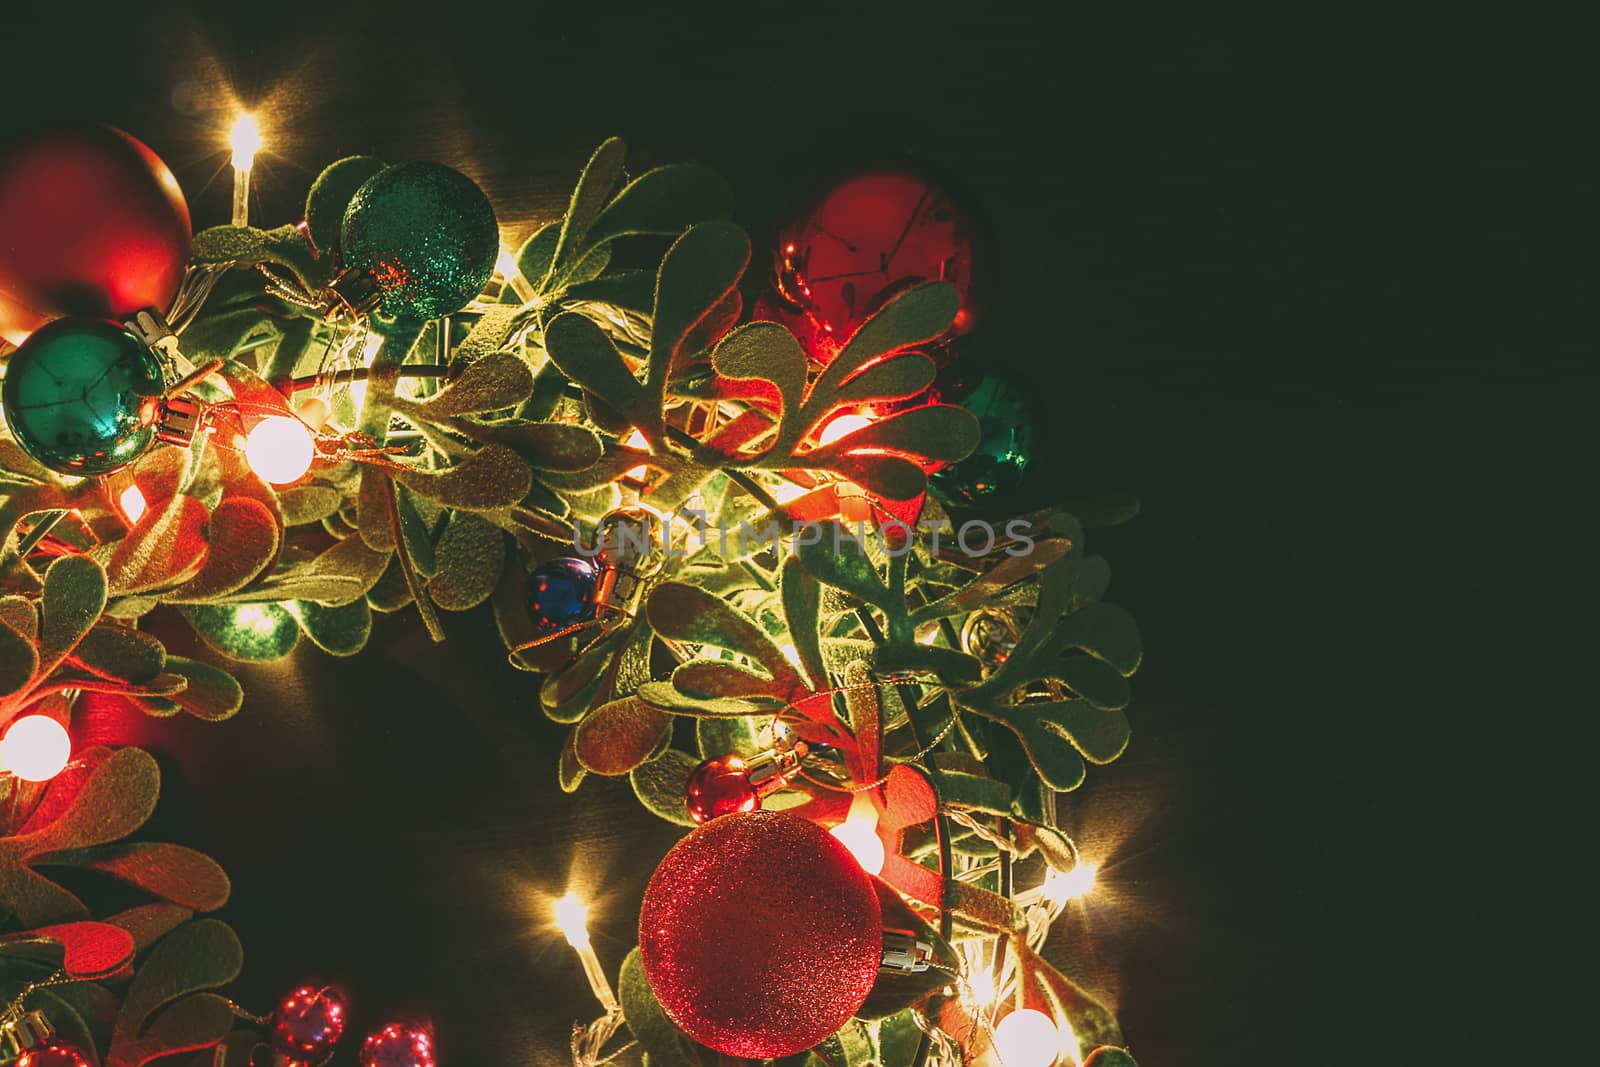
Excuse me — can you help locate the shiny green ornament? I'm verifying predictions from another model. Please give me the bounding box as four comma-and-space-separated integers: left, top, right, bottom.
338, 161, 498, 321
1, 317, 163, 475
927, 369, 1033, 508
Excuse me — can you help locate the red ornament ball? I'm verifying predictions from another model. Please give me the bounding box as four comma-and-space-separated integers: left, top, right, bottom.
685, 755, 760, 823
0, 123, 192, 344
270, 985, 348, 1064
638, 810, 883, 1058
16, 1040, 91, 1067
776, 170, 976, 349
359, 1022, 436, 1067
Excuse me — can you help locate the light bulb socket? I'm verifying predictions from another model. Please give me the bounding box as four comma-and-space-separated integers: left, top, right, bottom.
746, 740, 810, 798
154, 394, 204, 447
323, 267, 381, 321
879, 930, 934, 974
0, 1010, 55, 1056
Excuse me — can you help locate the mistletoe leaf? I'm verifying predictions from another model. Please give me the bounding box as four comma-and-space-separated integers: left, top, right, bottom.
109, 991, 237, 1067
806, 405, 981, 468
390, 444, 532, 510
293, 599, 372, 656
103, 494, 209, 597
169, 497, 280, 602
71, 623, 167, 685
51, 843, 230, 912
179, 604, 300, 662
1051, 602, 1143, 675
541, 138, 628, 289
634, 682, 779, 719
794, 535, 890, 608
630, 750, 700, 827
110, 919, 242, 1045
105, 904, 193, 953
651, 221, 750, 379
543, 312, 649, 427
160, 657, 243, 721
826, 352, 936, 408
573, 696, 673, 776
427, 513, 505, 611
0, 595, 37, 641
309, 535, 393, 605
779, 557, 827, 691
619, 947, 705, 1067
394, 485, 437, 577
0, 617, 37, 697
558, 729, 587, 793
1083, 1049, 1139, 1067
408, 352, 533, 416
1, 921, 136, 980
812, 282, 960, 399
22, 747, 160, 856
514, 221, 560, 288
40, 556, 108, 671
190, 224, 319, 287
646, 581, 801, 689
587, 164, 735, 245
1057, 654, 1132, 709
910, 538, 1074, 622
1017, 940, 1124, 1052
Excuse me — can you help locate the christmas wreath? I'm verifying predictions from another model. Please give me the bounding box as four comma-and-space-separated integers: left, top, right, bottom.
0, 121, 1142, 1067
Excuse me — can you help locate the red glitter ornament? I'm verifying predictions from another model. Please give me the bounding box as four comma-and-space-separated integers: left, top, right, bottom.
0, 124, 192, 345
359, 1022, 436, 1067
16, 1040, 91, 1067
775, 170, 976, 352
270, 985, 348, 1065
685, 756, 759, 822
638, 810, 883, 1058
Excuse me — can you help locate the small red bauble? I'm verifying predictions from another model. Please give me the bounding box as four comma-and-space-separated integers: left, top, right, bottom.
359, 1022, 436, 1067
776, 170, 976, 350
16, 1040, 91, 1067
685, 756, 760, 823
270, 985, 348, 1065
0, 123, 192, 343
638, 810, 883, 1059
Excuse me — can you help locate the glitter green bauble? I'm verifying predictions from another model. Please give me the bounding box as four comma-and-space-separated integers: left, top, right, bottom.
338, 161, 498, 321
927, 369, 1034, 509
1, 317, 163, 475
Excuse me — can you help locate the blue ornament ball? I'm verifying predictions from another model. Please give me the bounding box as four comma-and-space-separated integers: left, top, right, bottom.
526, 557, 601, 634
1, 317, 164, 475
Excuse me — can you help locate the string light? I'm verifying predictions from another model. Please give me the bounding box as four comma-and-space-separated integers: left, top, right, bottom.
229, 113, 262, 227
244, 416, 316, 485
816, 412, 873, 447
554, 893, 619, 1014
829, 793, 886, 875
992, 1008, 1063, 1067
496, 244, 538, 303
622, 428, 650, 482
118, 484, 148, 524
1041, 862, 1097, 906
0, 716, 72, 783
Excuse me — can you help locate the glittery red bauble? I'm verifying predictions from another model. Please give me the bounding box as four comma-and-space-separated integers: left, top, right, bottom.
359, 1022, 436, 1067
639, 810, 883, 1058
685, 755, 760, 823
0, 124, 192, 344
270, 985, 348, 1064
776, 170, 976, 351
15, 1040, 91, 1067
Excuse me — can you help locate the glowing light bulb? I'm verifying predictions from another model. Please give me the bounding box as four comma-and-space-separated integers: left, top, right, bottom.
230, 113, 262, 169
817, 412, 873, 447
0, 715, 72, 782
967, 967, 998, 1008
554, 893, 591, 950
622, 428, 650, 482
830, 793, 886, 875
497, 243, 538, 302
245, 417, 316, 485
992, 1008, 1062, 1067
118, 484, 148, 524
1041, 862, 1097, 905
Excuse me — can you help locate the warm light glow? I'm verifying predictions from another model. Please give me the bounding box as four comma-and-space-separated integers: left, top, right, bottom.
817, 412, 873, 447
232, 605, 280, 636
830, 794, 885, 875
623, 428, 650, 482
230, 113, 262, 169
967, 967, 998, 1008
554, 893, 592, 950
0, 715, 72, 782
992, 1008, 1062, 1067
245, 417, 316, 485
1041, 862, 1098, 905
118, 484, 148, 524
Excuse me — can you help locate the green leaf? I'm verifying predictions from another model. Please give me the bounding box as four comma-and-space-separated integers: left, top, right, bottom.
408, 352, 533, 416
645, 582, 801, 689
795, 535, 890, 609
1083, 1048, 1139, 1067
0, 616, 37, 697
779, 558, 827, 691
51, 842, 230, 912
190, 224, 319, 288
620, 947, 706, 1067
39, 556, 108, 674
169, 497, 280, 602
1053, 602, 1142, 675
650, 221, 751, 379
544, 312, 650, 427
630, 750, 700, 826
542, 138, 628, 289
1057, 654, 1132, 709
394, 485, 438, 577
389, 444, 533, 510
587, 164, 735, 246
161, 657, 244, 721
179, 604, 300, 662
574, 697, 674, 776
111, 919, 242, 1042
814, 282, 960, 394
102, 494, 209, 596
293, 600, 372, 656
515, 222, 559, 288
427, 513, 505, 611
71, 623, 167, 685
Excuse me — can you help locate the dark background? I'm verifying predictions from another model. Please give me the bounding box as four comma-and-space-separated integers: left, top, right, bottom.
12, 3, 1594, 1064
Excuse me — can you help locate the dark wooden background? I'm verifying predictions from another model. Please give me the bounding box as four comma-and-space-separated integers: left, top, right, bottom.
10, 3, 1591, 1064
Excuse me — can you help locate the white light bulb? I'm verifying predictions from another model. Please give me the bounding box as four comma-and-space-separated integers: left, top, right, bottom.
245, 417, 316, 485
992, 1008, 1063, 1067
818, 412, 873, 446
118, 484, 148, 524
554, 893, 591, 949
830, 794, 885, 875
0, 715, 72, 782
230, 113, 262, 169
1041, 862, 1098, 905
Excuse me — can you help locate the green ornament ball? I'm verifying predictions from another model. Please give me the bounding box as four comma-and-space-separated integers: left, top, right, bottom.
338, 161, 498, 321
927, 368, 1033, 509
304, 155, 387, 258
1, 317, 164, 475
